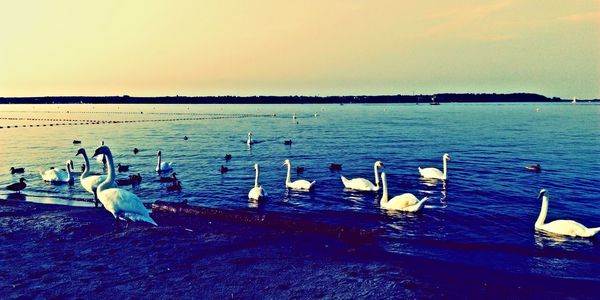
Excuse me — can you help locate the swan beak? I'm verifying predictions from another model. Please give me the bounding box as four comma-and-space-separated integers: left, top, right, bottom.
91, 149, 100, 158
75, 149, 83, 156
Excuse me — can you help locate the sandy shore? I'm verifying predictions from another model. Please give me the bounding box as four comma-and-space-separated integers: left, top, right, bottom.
1, 200, 598, 299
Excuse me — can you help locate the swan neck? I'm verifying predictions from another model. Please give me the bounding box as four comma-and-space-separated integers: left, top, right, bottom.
285, 163, 291, 184
536, 195, 548, 227
374, 164, 380, 188
254, 167, 259, 188
380, 175, 388, 205
157, 153, 162, 170
98, 150, 116, 193
443, 157, 448, 178
66, 162, 72, 182
81, 151, 90, 180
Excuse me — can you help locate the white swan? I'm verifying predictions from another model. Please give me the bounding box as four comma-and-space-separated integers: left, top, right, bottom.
380, 172, 427, 212
419, 153, 451, 180
282, 159, 316, 191
76, 148, 113, 207
248, 163, 267, 200
535, 189, 599, 238
156, 150, 173, 173
40, 160, 74, 184
341, 161, 384, 192
92, 146, 157, 226
246, 132, 254, 146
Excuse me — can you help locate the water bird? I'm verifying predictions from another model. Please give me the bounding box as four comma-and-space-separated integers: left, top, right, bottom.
159, 172, 177, 183
220, 165, 229, 174
73, 140, 81, 144
117, 163, 129, 172
329, 163, 343, 171
92, 146, 157, 226
133, 148, 139, 155
156, 151, 174, 173
77, 148, 111, 207
167, 181, 182, 192
380, 173, 427, 212
130, 173, 142, 185
292, 113, 297, 119
40, 160, 74, 184
284, 140, 293, 145
248, 163, 267, 200
535, 189, 599, 238
183, 136, 188, 140
419, 153, 451, 180
10, 167, 25, 174
224, 154, 232, 161
341, 161, 384, 192
296, 166, 305, 174
526, 164, 542, 172
246, 132, 254, 146
282, 159, 315, 191
6, 178, 27, 193
116, 178, 133, 186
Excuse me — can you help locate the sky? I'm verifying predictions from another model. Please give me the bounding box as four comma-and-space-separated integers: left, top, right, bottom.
0, 0, 598, 98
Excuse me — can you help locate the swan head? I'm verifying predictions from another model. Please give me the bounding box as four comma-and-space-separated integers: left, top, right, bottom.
375, 161, 384, 168
157, 150, 162, 156
92, 145, 111, 158
538, 189, 547, 200
282, 159, 290, 166
443, 153, 452, 161
254, 163, 259, 170
75, 148, 85, 157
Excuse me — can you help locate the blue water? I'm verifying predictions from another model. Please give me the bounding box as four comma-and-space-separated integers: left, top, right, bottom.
1, 103, 599, 281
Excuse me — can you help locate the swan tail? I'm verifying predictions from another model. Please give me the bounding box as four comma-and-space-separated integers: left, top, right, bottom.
122, 213, 158, 226
340, 176, 351, 188
586, 227, 600, 237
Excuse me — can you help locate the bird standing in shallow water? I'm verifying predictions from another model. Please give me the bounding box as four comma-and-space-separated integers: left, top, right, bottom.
6, 178, 26, 193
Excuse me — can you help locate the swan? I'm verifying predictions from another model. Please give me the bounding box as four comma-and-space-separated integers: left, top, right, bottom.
248, 163, 267, 200
156, 151, 173, 173
535, 189, 599, 238
92, 146, 157, 226
282, 159, 315, 191
76, 148, 112, 207
341, 161, 384, 192
246, 132, 254, 146
419, 153, 451, 180
380, 173, 427, 212
40, 160, 74, 184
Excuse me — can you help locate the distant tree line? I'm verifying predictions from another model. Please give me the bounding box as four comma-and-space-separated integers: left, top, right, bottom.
0, 93, 587, 104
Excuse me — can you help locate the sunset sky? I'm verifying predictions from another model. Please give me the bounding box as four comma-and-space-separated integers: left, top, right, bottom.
0, 0, 598, 98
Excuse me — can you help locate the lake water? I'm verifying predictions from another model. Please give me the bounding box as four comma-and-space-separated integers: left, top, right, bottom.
1, 102, 599, 282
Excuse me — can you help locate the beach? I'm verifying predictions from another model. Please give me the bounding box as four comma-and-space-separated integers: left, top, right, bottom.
1, 200, 598, 299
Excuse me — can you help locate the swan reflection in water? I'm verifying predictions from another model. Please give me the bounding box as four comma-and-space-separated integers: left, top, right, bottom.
534, 230, 596, 248
281, 189, 312, 208
343, 191, 373, 211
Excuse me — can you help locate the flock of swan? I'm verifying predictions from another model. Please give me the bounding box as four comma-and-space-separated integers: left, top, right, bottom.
5, 138, 600, 239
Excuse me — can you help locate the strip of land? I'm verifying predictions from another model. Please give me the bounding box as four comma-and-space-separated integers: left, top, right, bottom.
1, 93, 589, 104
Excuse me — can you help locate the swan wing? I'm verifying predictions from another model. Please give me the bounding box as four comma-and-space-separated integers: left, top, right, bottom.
341, 176, 376, 191
538, 220, 596, 237
81, 175, 106, 194
159, 162, 173, 171
41, 169, 67, 182
387, 193, 419, 210
418, 167, 444, 179
98, 188, 156, 225
248, 186, 266, 200
288, 179, 316, 191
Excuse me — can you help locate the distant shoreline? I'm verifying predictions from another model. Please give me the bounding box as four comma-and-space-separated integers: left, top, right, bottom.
1, 93, 596, 104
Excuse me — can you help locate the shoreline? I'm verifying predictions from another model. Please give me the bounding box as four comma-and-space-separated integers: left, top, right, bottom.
1, 93, 593, 105
1, 199, 598, 299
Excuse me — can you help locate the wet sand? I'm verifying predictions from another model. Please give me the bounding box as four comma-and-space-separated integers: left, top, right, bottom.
1, 200, 598, 299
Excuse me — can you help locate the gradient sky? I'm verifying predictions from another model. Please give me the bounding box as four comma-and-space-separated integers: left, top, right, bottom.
0, 0, 598, 98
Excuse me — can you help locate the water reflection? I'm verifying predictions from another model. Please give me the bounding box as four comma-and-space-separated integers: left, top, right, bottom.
534, 231, 595, 248
6, 193, 26, 201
